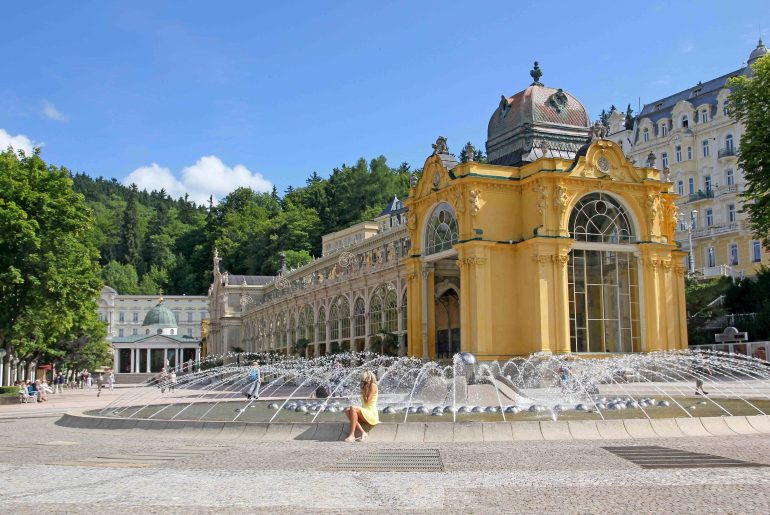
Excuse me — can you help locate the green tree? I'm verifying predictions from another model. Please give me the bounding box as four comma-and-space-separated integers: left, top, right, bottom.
101, 260, 140, 294
119, 183, 142, 266
0, 148, 108, 364
727, 54, 770, 245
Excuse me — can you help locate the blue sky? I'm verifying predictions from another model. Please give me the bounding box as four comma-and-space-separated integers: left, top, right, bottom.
2, 0, 768, 203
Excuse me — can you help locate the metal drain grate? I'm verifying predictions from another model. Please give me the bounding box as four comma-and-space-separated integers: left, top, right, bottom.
328, 449, 443, 472
603, 445, 767, 469
48, 446, 223, 468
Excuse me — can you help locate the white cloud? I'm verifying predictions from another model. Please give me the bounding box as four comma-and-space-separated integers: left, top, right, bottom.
0, 128, 42, 154
123, 155, 272, 204
42, 100, 67, 121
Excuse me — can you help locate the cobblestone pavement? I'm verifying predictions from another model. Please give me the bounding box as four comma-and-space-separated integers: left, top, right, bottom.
1, 411, 770, 514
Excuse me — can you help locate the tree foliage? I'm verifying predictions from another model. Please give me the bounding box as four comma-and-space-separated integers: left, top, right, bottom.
727, 54, 770, 245
0, 148, 107, 366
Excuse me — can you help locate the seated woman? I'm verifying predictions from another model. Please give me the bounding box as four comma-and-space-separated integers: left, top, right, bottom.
344, 370, 379, 442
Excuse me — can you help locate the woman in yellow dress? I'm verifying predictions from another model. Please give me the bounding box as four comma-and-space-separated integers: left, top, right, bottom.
344, 370, 379, 442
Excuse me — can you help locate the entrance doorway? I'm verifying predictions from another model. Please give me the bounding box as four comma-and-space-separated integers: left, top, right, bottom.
435, 289, 460, 358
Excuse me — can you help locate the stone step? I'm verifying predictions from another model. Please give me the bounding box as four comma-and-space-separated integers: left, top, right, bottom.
114, 373, 157, 384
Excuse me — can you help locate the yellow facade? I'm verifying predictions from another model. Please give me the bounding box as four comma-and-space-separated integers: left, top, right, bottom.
404, 139, 688, 359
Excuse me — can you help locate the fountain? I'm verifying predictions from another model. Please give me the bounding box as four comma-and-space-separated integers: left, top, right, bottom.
86, 350, 770, 428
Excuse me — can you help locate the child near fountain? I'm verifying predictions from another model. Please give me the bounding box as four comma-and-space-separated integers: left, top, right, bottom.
344, 370, 379, 442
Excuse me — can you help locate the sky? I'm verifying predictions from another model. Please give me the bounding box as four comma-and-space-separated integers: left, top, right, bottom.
1, 0, 768, 204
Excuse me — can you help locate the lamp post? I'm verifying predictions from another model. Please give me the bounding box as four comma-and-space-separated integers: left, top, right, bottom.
679, 209, 698, 273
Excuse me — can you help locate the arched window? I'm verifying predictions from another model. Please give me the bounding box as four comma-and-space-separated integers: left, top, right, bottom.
353, 298, 366, 337
424, 204, 458, 255
401, 290, 408, 331
642, 128, 649, 142
569, 193, 634, 244
725, 134, 734, 152
369, 289, 384, 334
316, 307, 326, 342
337, 296, 350, 339
385, 290, 398, 332
329, 303, 339, 341
681, 114, 689, 128
568, 193, 640, 354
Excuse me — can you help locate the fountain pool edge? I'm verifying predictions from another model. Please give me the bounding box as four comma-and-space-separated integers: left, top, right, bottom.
55, 410, 770, 442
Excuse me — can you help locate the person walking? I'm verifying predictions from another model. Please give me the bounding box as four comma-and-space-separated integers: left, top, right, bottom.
85, 372, 92, 390
344, 370, 379, 442
107, 370, 115, 391
169, 370, 176, 393
96, 373, 104, 397
159, 367, 168, 393
243, 363, 261, 400
56, 373, 64, 394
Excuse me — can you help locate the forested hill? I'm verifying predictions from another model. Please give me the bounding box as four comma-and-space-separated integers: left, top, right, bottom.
72, 156, 414, 296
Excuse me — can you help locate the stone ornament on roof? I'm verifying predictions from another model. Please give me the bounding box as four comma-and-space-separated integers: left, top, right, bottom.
464, 142, 476, 162
590, 121, 607, 141
432, 136, 449, 155
530, 61, 543, 86
547, 89, 568, 113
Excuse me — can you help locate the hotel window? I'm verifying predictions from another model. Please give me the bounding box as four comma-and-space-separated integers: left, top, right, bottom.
132, 312, 139, 322
705, 209, 713, 227
725, 134, 734, 152
661, 152, 668, 168
675, 146, 682, 162
200, 311, 207, 320
723, 101, 730, 116
729, 244, 739, 265
751, 240, 762, 262
187, 328, 193, 337
688, 177, 695, 194
677, 180, 684, 196
701, 109, 709, 123
728, 203, 736, 223
643, 128, 650, 142
687, 146, 693, 160
702, 139, 710, 157
187, 312, 193, 322
119, 312, 125, 322
681, 115, 689, 128
706, 247, 716, 268
118, 329, 124, 337
659, 123, 667, 136
132, 328, 137, 335
704, 175, 711, 192
726, 169, 735, 186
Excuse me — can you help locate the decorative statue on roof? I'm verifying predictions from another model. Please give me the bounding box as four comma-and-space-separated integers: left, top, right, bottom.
432, 136, 448, 155
590, 121, 607, 141
409, 172, 417, 188
530, 61, 543, 86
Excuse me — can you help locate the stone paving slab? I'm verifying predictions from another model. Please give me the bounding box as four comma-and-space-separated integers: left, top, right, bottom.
481, 422, 512, 442
623, 419, 657, 439
365, 423, 396, 443
423, 422, 453, 443
675, 417, 711, 437
262, 423, 294, 441
511, 421, 545, 440
454, 422, 484, 442
699, 416, 737, 436
596, 420, 631, 440
540, 421, 572, 440
567, 420, 602, 440
724, 416, 760, 435
395, 423, 425, 442
650, 418, 686, 438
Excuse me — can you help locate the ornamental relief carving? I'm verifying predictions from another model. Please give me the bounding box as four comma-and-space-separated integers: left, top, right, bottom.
533, 184, 547, 216
451, 190, 465, 215
459, 256, 486, 267
674, 265, 686, 277
469, 189, 481, 217
646, 193, 661, 237
662, 259, 673, 272
553, 184, 570, 230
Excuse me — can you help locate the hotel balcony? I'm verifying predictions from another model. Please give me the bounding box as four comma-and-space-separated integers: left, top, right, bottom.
676, 189, 714, 205
690, 222, 740, 239
693, 265, 743, 279
718, 147, 737, 159
713, 183, 743, 197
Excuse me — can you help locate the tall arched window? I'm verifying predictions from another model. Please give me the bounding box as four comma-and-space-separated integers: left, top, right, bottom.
385, 290, 398, 332
568, 193, 640, 354
316, 306, 326, 342
353, 298, 366, 337
642, 128, 649, 142
369, 289, 384, 334
424, 203, 459, 255
681, 114, 689, 128
725, 134, 734, 152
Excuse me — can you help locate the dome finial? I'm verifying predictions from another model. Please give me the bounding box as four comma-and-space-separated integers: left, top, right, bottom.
530, 61, 543, 86
158, 288, 164, 303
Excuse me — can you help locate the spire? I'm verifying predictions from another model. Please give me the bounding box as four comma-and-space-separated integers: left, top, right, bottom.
158, 288, 164, 303
530, 61, 543, 86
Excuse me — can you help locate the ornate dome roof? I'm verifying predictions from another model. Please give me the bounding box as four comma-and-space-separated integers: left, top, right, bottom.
486, 62, 590, 166
748, 38, 767, 64
142, 300, 177, 328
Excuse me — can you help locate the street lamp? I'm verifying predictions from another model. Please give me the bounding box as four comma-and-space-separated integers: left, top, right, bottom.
679, 209, 698, 273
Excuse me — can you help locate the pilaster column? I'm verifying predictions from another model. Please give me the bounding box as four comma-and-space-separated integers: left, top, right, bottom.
129, 348, 135, 373
420, 264, 433, 359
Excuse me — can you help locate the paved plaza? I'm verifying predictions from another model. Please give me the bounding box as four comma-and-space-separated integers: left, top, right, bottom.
1, 388, 770, 513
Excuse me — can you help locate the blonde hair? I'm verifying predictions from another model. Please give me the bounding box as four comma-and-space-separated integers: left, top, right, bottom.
360, 370, 377, 397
